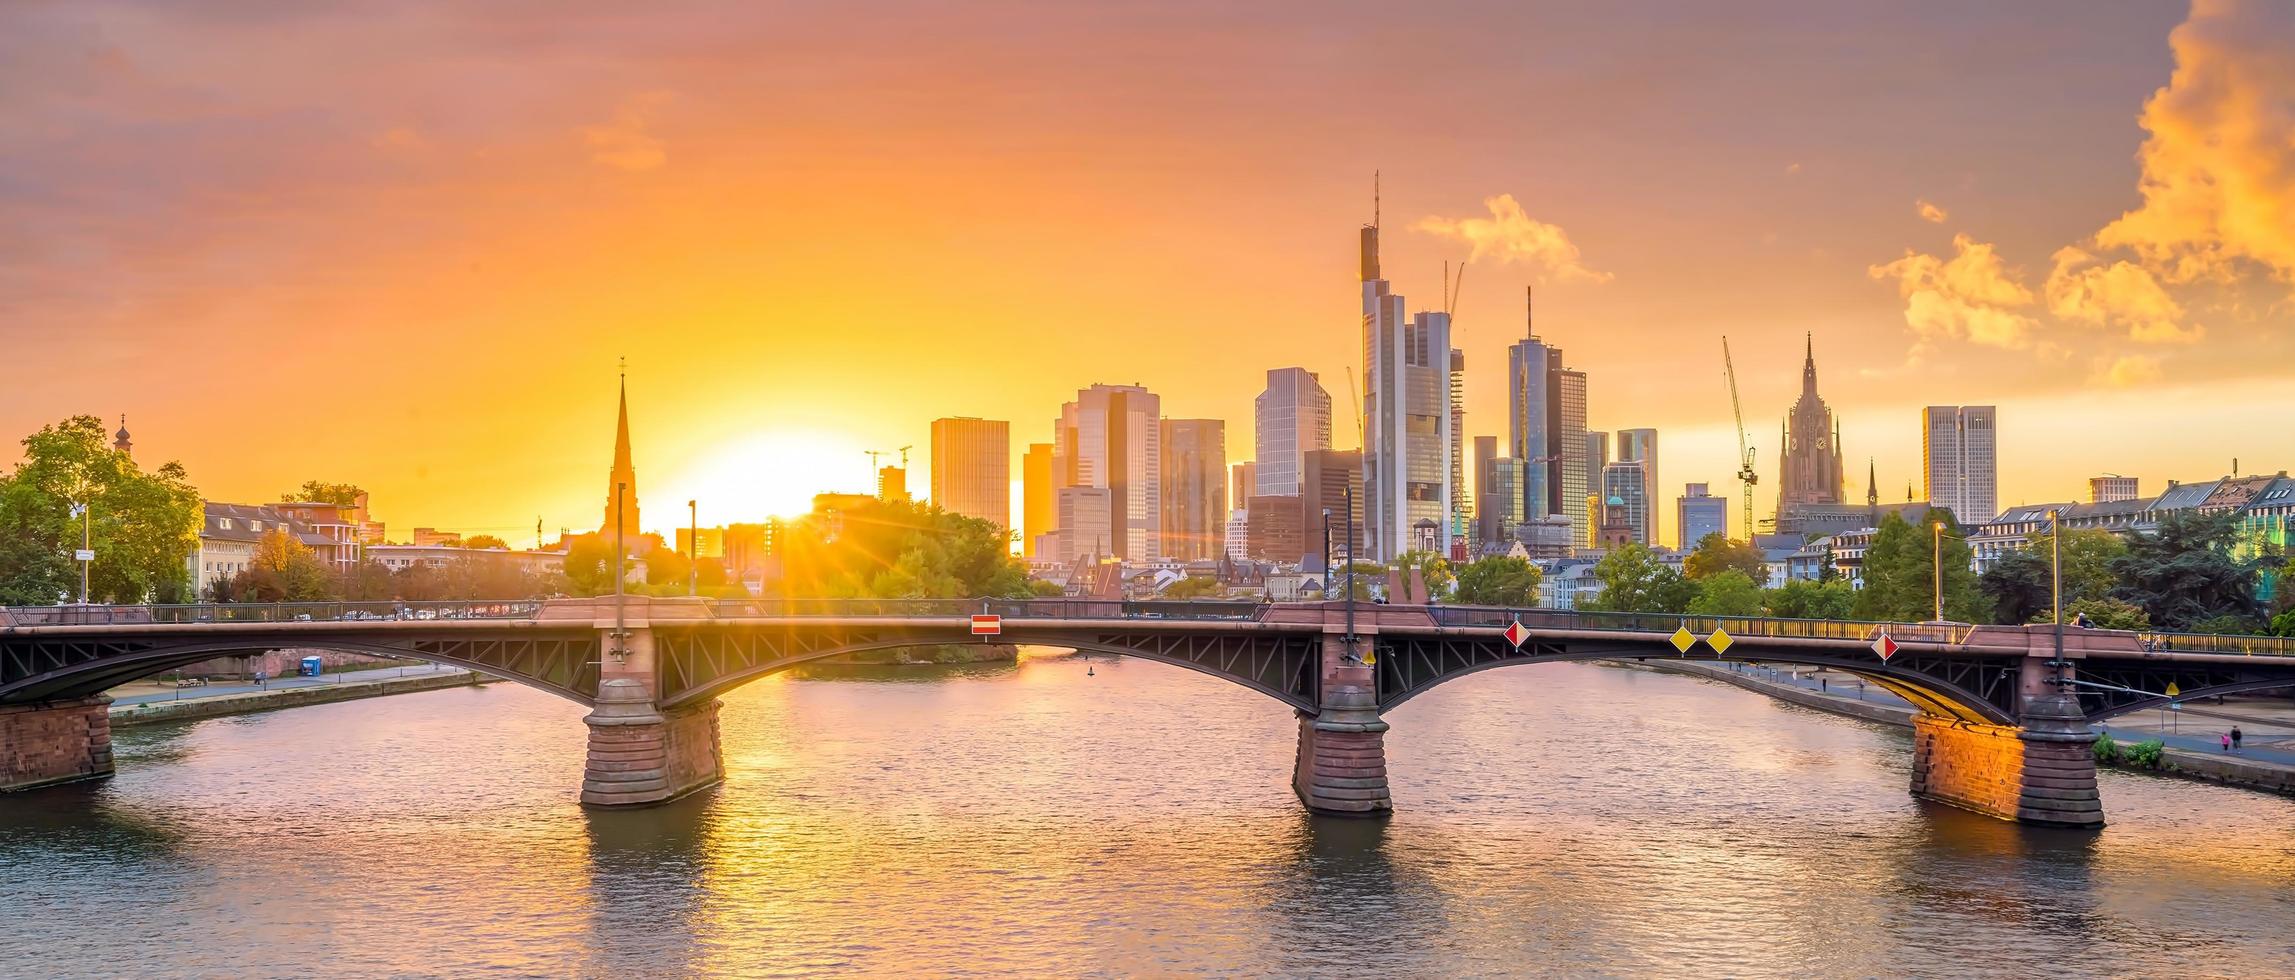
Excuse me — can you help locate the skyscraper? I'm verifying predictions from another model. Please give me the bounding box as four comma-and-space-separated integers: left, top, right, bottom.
929, 417, 1010, 530
1231, 462, 1256, 510
1923, 405, 1999, 524
1022, 443, 1053, 557
1449, 347, 1468, 558
1601, 460, 1649, 549
1777, 336, 1846, 533
1302, 448, 1364, 563
602, 371, 640, 539
1586, 431, 1609, 475
1506, 287, 1587, 544
1252, 368, 1331, 498
1678, 482, 1726, 550
1616, 428, 1658, 546
1159, 418, 1227, 560
1557, 368, 1590, 547
1360, 197, 1453, 561
1052, 383, 1162, 561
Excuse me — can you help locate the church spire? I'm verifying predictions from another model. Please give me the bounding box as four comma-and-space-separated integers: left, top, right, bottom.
1802, 333, 1818, 397
604, 360, 640, 538
1867, 458, 1878, 506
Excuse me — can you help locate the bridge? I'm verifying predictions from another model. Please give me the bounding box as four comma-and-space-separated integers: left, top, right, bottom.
9, 597, 2295, 828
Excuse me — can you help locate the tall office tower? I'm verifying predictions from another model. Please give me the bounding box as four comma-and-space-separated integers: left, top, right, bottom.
876, 466, 909, 503
1777, 337, 1847, 532
1360, 201, 1453, 560
1052, 383, 1163, 561
1586, 431, 1610, 474
1448, 348, 1468, 556
1477, 440, 1527, 556
1472, 435, 1500, 550
1616, 428, 1658, 545
1557, 368, 1590, 547
1245, 495, 1307, 563
1224, 509, 1250, 562
1923, 405, 1999, 524
2090, 475, 2140, 503
1022, 443, 1053, 557
1053, 487, 1113, 564
1231, 462, 1257, 510
930, 418, 1010, 530
1507, 289, 1558, 526
1601, 460, 1650, 548
1159, 419, 1227, 560
1253, 368, 1332, 497
1302, 448, 1364, 562
1678, 482, 1727, 550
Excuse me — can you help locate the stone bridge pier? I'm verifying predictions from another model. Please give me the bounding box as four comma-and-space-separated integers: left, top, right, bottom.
1293, 630, 1392, 818
562, 601, 725, 808
1907, 651, 2103, 828
0, 696, 114, 792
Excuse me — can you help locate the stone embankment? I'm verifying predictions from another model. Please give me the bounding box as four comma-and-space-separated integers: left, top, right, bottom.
109, 670, 485, 728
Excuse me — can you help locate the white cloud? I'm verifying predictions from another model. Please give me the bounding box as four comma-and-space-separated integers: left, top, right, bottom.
2046, 246, 2203, 344
2102, 354, 2165, 387
1916, 199, 1947, 224
1413, 194, 1610, 283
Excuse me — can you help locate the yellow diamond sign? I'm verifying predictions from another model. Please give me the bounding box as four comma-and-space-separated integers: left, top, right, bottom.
1707, 627, 1735, 655
1669, 626, 1697, 653
2164, 681, 2180, 698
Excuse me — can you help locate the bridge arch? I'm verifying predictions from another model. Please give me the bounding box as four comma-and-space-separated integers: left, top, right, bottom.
2085, 678, 2295, 723
655, 631, 1321, 713
0, 635, 600, 707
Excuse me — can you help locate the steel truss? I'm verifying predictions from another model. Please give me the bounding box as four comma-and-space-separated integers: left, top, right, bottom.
0, 631, 601, 705
2071, 659, 2295, 721
654, 626, 1323, 711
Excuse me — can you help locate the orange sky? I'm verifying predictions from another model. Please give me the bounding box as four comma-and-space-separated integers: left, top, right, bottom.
3, 1, 2290, 545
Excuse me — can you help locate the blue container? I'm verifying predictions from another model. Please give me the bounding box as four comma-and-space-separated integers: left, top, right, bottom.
298, 656, 323, 678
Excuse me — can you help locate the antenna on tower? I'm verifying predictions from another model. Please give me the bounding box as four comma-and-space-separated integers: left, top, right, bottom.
1525, 284, 1535, 337
1373, 170, 1380, 229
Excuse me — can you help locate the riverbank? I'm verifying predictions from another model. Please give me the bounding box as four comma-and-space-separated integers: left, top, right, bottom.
1627, 660, 2295, 796
108, 667, 487, 728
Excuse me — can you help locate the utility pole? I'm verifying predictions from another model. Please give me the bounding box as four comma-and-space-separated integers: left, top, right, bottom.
1322, 508, 1334, 600
1344, 484, 1358, 658
688, 499, 698, 597
612, 481, 627, 661
75, 498, 91, 605
1931, 521, 1944, 622
2050, 509, 2064, 663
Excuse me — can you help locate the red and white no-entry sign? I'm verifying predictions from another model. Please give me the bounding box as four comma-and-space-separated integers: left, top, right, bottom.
1870, 632, 1899, 662
1504, 619, 1529, 649
971, 614, 1003, 636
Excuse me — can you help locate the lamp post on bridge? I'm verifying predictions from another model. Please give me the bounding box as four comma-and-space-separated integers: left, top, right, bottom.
1321, 507, 1334, 600
2049, 508, 2063, 665
688, 499, 698, 598
612, 481, 627, 661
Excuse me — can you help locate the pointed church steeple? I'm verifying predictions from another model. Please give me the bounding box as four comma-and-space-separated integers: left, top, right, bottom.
1867, 458, 1878, 506
1802, 333, 1819, 397
603, 362, 641, 538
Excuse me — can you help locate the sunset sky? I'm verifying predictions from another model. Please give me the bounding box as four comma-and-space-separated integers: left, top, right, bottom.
3, 1, 2290, 544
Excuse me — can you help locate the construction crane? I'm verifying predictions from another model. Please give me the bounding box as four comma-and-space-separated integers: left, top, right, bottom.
1721, 336, 1759, 539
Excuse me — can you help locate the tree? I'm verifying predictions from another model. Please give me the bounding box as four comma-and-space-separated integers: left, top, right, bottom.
1684, 533, 1769, 586
226, 529, 335, 602
2023, 526, 2126, 605
1392, 550, 1455, 602
1686, 569, 1761, 616
2111, 511, 2264, 631
284, 482, 364, 507
0, 415, 201, 604
1451, 555, 1543, 606
2064, 597, 2150, 631
562, 534, 619, 596
1763, 578, 1856, 620
1853, 511, 1986, 623
1979, 549, 2052, 625
462, 534, 510, 550
1162, 576, 1223, 599
775, 499, 1032, 599
1585, 542, 1695, 614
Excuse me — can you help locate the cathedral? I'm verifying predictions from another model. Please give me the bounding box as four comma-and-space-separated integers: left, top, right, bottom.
1775, 336, 1846, 534
603, 371, 641, 539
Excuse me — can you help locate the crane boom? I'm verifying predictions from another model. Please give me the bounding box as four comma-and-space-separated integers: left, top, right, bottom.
1721, 336, 1759, 539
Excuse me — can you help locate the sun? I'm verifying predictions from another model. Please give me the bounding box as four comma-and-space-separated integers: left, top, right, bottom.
673, 431, 873, 522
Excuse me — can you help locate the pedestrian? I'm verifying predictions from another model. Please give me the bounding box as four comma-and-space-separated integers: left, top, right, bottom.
254, 668, 266, 690
2221, 731, 2231, 752
2232, 726, 2243, 750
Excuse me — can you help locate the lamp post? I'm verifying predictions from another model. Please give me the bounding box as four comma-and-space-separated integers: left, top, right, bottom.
2049, 508, 2063, 663
612, 481, 627, 661
1321, 507, 1334, 600
72, 497, 91, 605
1931, 521, 1944, 622
688, 499, 698, 598
1343, 485, 1358, 657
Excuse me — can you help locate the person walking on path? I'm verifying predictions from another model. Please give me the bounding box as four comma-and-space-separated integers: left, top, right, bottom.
2231, 726, 2244, 751
2221, 731, 2232, 752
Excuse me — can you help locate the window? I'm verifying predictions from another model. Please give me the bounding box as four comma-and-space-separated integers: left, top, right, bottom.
219, 518, 233, 530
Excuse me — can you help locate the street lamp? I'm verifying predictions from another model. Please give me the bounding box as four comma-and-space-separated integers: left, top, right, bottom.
1321, 507, 1334, 600
70, 497, 91, 605
688, 499, 698, 598
2049, 508, 2064, 662
1931, 521, 1944, 622
612, 481, 627, 661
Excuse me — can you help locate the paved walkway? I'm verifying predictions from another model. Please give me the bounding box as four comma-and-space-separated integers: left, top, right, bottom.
107, 663, 468, 707
1711, 662, 2295, 769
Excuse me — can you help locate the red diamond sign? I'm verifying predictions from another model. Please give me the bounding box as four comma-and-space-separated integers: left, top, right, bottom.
1870, 632, 1899, 662
1504, 619, 1529, 649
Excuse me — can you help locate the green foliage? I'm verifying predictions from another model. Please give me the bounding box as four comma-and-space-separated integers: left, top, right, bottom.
643, 542, 692, 588
2190, 613, 2260, 636
1451, 555, 1543, 606
0, 415, 201, 604
2271, 608, 2295, 638
284, 481, 365, 508
2124, 739, 2165, 770
1585, 542, 1695, 614
1686, 569, 1762, 616
1852, 511, 1986, 623
2092, 732, 2118, 764
1028, 579, 1066, 597
1762, 578, 1857, 620
2024, 526, 2127, 604
2062, 597, 2151, 631
777, 498, 1032, 599
1684, 533, 1769, 586
1979, 549, 2052, 626
223, 530, 335, 602
2112, 511, 2264, 631
1392, 550, 1455, 602
561, 534, 619, 596
1161, 576, 1223, 599
461, 534, 510, 550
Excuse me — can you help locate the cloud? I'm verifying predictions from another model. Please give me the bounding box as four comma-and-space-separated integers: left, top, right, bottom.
1868, 234, 2039, 348
1916, 199, 1947, 223
582, 92, 672, 172
2101, 354, 2164, 387
1413, 194, 1610, 283
2092, 0, 2295, 284
2046, 246, 2203, 343
1785, 162, 1802, 175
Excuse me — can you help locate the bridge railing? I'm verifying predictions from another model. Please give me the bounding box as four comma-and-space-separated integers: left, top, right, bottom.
704, 598, 1268, 621
1, 600, 545, 626
2132, 631, 2295, 656
1427, 605, 1972, 644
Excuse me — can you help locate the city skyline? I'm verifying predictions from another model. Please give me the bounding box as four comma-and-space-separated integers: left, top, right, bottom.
4, 3, 2291, 539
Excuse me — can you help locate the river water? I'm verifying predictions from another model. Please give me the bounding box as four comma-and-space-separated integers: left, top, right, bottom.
4, 652, 2293, 977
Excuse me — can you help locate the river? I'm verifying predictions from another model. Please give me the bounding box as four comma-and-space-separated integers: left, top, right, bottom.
4, 651, 2293, 977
